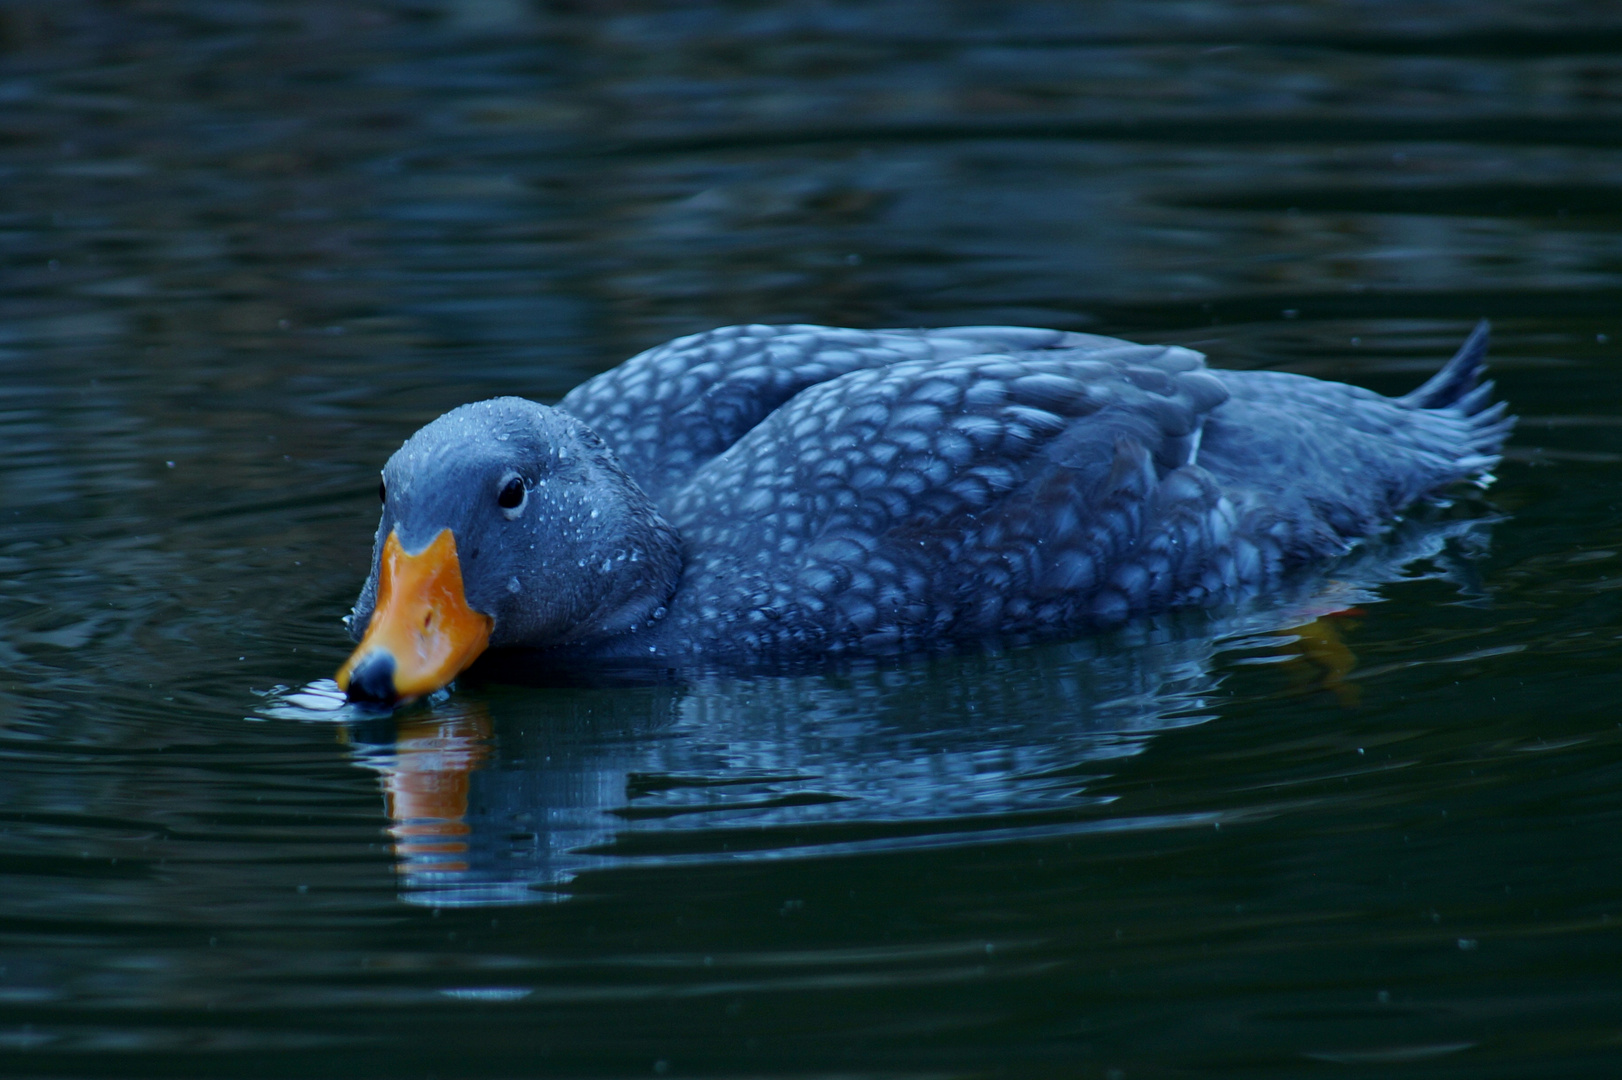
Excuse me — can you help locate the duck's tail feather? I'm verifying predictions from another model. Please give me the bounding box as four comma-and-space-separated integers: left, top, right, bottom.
1398, 320, 1515, 483
1400, 319, 1492, 412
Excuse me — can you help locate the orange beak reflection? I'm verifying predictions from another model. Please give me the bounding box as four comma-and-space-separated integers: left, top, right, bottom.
381, 712, 492, 877
337, 528, 493, 705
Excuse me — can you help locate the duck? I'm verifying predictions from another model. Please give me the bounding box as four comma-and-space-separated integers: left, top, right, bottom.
336, 321, 1511, 705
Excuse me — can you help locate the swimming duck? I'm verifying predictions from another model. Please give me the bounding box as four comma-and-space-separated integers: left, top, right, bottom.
337, 321, 1510, 704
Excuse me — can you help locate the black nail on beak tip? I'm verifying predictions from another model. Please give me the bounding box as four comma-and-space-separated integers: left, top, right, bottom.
345, 652, 399, 705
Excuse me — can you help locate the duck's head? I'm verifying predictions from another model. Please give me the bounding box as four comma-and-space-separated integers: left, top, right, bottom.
337, 397, 682, 706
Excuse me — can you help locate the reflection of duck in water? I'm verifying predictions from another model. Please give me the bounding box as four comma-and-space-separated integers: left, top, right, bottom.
371, 710, 490, 875
336, 322, 1510, 705
336, 521, 1489, 908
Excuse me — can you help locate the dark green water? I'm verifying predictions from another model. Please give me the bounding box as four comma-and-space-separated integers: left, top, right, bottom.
4, 1, 1622, 1076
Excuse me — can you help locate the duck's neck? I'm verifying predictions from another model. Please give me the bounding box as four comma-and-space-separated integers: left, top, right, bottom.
554, 485, 684, 648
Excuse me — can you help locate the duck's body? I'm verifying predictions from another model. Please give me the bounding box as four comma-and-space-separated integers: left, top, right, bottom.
338, 322, 1510, 703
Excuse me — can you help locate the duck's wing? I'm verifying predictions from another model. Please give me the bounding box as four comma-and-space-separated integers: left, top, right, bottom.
658, 343, 1234, 656
558, 324, 1126, 499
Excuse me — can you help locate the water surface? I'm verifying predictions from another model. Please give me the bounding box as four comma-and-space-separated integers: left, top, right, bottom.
4, 1, 1622, 1076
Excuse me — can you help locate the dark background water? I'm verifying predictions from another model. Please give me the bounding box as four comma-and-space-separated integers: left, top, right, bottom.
4, 1, 1622, 1076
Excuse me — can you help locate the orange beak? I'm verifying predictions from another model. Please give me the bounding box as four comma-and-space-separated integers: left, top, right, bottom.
336, 528, 493, 705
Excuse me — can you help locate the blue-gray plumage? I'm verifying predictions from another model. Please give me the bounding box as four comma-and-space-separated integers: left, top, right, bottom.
341, 322, 1510, 700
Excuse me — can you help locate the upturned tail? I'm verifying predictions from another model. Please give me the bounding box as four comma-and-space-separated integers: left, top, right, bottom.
1399, 320, 1515, 481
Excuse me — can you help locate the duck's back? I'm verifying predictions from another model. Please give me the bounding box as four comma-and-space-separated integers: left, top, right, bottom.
558, 324, 1130, 499
562, 323, 1508, 661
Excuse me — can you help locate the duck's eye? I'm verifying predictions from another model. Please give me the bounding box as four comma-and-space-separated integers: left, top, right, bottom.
497, 476, 526, 510
378, 480, 386, 504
